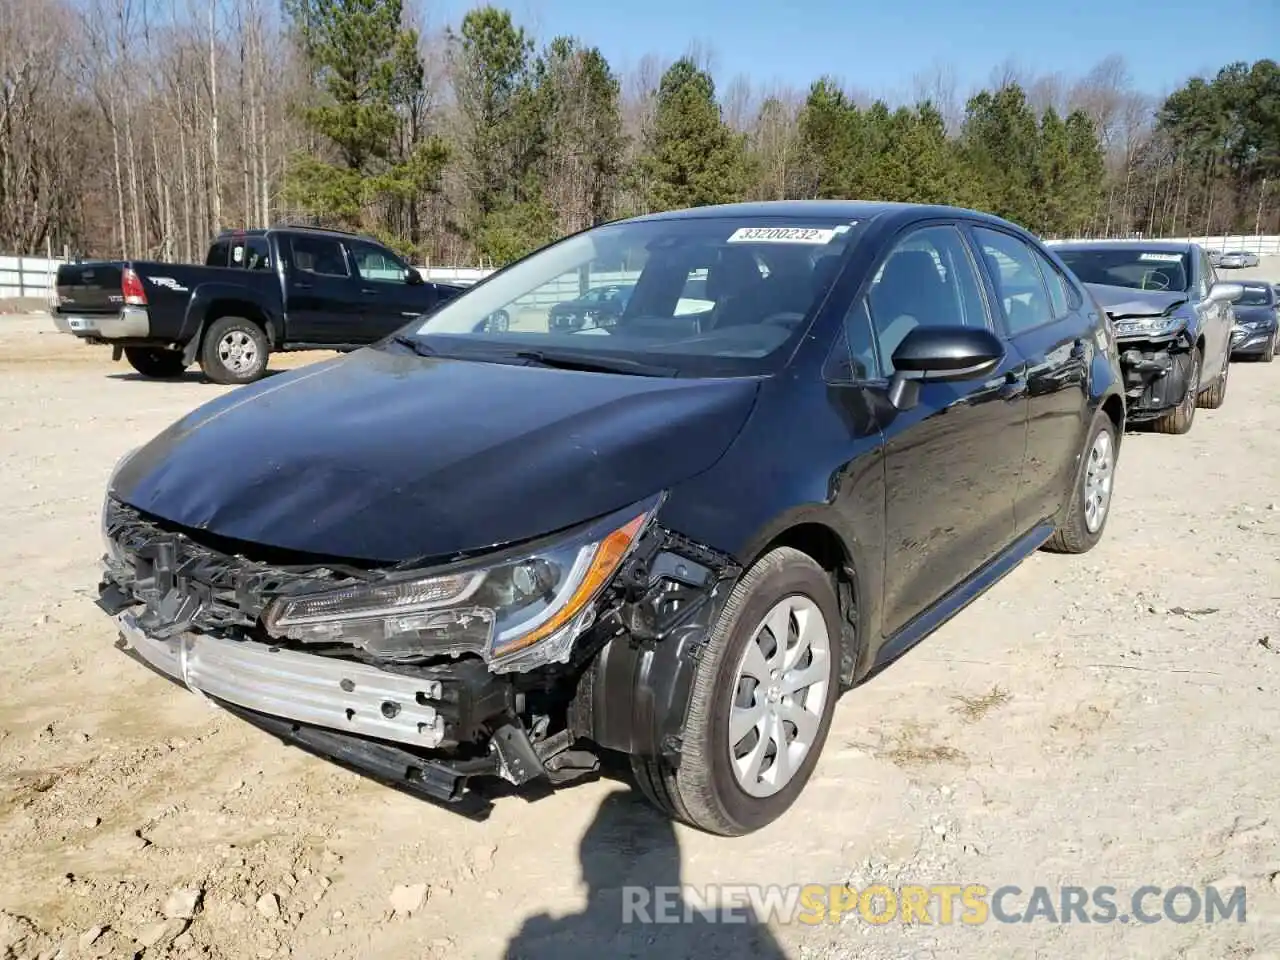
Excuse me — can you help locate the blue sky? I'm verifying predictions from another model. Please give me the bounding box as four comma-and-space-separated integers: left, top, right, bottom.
424, 0, 1279, 101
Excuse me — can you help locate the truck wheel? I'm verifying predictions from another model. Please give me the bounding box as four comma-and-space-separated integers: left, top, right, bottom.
1042, 410, 1117, 554
200, 316, 269, 385
1196, 353, 1228, 409
630, 547, 842, 836
1151, 348, 1200, 435
124, 347, 188, 379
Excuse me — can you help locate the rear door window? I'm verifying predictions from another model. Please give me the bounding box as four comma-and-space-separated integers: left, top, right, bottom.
972, 228, 1055, 334
226, 237, 271, 271
1031, 249, 1076, 317
205, 241, 230, 267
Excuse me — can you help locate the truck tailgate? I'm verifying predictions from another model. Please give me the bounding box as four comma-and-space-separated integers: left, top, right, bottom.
56, 262, 125, 314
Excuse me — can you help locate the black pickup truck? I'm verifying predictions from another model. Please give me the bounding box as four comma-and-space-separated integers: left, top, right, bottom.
51, 226, 499, 384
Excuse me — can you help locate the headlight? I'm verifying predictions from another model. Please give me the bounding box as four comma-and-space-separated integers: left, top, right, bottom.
1113, 314, 1187, 337
263, 495, 662, 673
102, 446, 140, 555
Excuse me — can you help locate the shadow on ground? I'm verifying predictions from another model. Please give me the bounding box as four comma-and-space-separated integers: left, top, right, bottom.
105, 368, 286, 384
503, 788, 790, 959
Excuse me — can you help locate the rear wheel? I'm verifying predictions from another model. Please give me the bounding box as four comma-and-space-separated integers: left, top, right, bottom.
1151, 348, 1201, 435
630, 547, 842, 836
1043, 410, 1118, 554
123, 347, 187, 379
199, 316, 270, 385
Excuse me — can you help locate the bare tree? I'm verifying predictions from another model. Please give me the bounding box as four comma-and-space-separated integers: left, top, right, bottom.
722, 74, 756, 132
911, 59, 963, 134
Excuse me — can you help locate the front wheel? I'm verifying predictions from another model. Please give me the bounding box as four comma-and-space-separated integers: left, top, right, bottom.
1197, 353, 1229, 409
1151, 348, 1201, 435
199, 316, 270, 385
630, 547, 842, 836
123, 347, 187, 379
1042, 410, 1118, 554
1262, 333, 1276, 363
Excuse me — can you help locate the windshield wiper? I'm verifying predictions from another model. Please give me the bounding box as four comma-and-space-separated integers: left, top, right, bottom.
391, 334, 436, 357
512, 349, 676, 377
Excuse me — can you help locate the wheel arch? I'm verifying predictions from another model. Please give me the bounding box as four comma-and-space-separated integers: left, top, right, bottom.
204, 299, 272, 343
181, 284, 280, 365
1100, 391, 1125, 448
742, 516, 866, 689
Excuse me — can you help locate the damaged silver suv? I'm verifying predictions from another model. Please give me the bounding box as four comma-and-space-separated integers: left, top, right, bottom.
1052, 240, 1242, 434
99, 201, 1126, 836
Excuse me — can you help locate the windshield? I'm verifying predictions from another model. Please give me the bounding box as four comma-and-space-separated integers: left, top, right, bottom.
1056, 248, 1191, 293
1236, 286, 1273, 306
409, 215, 867, 377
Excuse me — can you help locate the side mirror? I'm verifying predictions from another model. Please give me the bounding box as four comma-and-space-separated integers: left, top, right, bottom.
1208, 281, 1243, 304
887, 325, 1005, 411
405, 268, 424, 286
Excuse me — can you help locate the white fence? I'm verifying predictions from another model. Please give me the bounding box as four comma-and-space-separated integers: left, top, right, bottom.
0, 254, 630, 310
0, 256, 60, 300
1051, 235, 1280, 255
0, 255, 498, 302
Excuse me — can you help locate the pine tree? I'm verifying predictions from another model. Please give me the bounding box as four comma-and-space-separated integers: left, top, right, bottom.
282, 0, 446, 237
638, 58, 753, 211
448, 6, 555, 262
961, 84, 1040, 225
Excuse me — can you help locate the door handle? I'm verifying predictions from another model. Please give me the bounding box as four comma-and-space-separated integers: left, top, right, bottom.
361, 287, 379, 295
294, 281, 313, 290
998, 372, 1028, 400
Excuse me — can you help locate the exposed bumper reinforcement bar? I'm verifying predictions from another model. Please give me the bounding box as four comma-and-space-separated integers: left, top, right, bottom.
116, 612, 446, 748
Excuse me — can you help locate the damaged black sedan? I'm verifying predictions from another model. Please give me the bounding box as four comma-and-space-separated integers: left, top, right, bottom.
1053, 241, 1242, 434
98, 201, 1126, 836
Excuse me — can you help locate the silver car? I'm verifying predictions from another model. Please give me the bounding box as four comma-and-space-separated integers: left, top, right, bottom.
1217, 250, 1260, 269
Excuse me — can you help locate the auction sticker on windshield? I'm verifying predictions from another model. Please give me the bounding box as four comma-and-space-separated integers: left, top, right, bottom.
1139, 253, 1183, 262
728, 227, 838, 244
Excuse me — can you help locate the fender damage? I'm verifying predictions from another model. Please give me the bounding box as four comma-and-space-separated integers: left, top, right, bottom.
1086, 283, 1198, 422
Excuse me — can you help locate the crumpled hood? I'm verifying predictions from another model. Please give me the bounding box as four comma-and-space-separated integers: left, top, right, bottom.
1085, 282, 1189, 319
111, 345, 760, 563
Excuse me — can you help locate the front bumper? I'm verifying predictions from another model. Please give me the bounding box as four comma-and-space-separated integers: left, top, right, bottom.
52, 306, 150, 339
116, 610, 448, 747
1116, 336, 1195, 421
1231, 327, 1274, 355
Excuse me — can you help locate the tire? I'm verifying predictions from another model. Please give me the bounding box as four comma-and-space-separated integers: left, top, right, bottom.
1151, 348, 1201, 435
123, 346, 188, 379
484, 310, 510, 333
1197, 353, 1229, 409
1262, 333, 1276, 363
630, 547, 842, 836
1042, 410, 1118, 554
199, 316, 270, 385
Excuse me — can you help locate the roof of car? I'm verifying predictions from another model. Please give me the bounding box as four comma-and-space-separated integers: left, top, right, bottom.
623, 199, 1021, 229
1049, 239, 1198, 254
216, 225, 383, 244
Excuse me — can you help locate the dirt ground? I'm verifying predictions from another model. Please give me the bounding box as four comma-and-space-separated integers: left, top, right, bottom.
1, 273, 1279, 960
